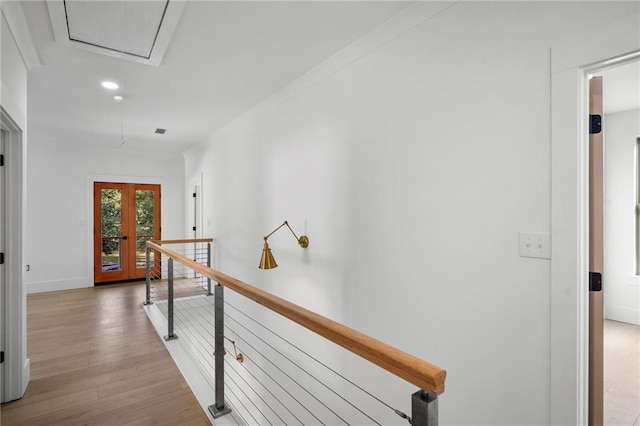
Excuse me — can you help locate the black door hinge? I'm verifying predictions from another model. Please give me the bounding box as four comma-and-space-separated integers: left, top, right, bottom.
589, 271, 602, 292
193, 193, 197, 198
0, 252, 4, 265
0, 351, 4, 363
589, 114, 602, 134
192, 226, 197, 232
0, 154, 4, 166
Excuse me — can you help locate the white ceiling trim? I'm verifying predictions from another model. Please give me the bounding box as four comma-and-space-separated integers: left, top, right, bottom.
149, 0, 185, 66
0, 2, 42, 70
46, 0, 185, 67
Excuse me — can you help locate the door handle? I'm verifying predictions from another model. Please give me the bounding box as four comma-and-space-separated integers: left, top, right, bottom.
121, 236, 128, 240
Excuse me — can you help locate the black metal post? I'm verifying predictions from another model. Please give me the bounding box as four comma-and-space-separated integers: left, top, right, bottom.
206, 242, 213, 296
412, 390, 438, 426
164, 258, 178, 341
143, 246, 153, 306
208, 284, 231, 418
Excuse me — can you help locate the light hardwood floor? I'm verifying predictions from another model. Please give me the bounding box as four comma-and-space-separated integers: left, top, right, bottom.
604, 319, 640, 426
1, 282, 210, 426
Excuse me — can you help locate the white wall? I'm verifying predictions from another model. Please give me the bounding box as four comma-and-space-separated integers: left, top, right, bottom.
25, 140, 185, 293
183, 2, 640, 424
604, 108, 640, 325
1, 13, 26, 117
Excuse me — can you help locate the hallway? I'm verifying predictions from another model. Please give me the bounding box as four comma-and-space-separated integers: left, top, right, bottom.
1, 282, 209, 425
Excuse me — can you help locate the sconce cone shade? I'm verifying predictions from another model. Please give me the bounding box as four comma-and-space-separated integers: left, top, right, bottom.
259, 241, 278, 270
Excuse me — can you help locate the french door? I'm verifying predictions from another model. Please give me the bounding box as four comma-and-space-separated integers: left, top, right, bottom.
94, 182, 161, 283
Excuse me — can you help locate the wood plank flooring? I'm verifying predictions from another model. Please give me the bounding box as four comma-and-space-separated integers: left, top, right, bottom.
604, 319, 640, 426
1, 282, 210, 426
150, 278, 211, 301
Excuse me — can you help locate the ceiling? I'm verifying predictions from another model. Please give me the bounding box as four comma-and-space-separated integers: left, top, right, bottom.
64, 2, 165, 59
21, 1, 411, 154
49, 0, 173, 62
17, 2, 640, 155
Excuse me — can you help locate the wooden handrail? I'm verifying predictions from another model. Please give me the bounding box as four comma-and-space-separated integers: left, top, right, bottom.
151, 238, 214, 245
147, 241, 446, 394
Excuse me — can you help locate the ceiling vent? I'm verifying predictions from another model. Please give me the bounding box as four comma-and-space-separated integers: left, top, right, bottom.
155, 128, 166, 134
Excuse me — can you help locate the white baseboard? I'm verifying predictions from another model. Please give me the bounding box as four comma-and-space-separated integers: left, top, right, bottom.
27, 277, 92, 294
605, 305, 640, 326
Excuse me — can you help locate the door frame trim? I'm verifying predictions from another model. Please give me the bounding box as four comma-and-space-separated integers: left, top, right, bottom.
551, 34, 640, 424
86, 175, 164, 286
0, 106, 28, 402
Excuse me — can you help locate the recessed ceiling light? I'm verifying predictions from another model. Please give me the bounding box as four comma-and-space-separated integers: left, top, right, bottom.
113, 95, 124, 102
101, 81, 119, 90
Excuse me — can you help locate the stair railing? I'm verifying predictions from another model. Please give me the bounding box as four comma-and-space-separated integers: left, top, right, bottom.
143, 238, 213, 340
145, 239, 446, 425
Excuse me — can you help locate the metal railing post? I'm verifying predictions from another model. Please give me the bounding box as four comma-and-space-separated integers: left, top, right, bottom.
208, 283, 231, 418
143, 246, 153, 306
412, 390, 438, 426
206, 242, 213, 296
164, 258, 178, 341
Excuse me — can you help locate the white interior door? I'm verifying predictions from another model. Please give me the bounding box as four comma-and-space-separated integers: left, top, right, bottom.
190, 183, 201, 239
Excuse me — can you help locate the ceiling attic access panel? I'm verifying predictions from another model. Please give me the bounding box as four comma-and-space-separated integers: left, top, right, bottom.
46, 0, 185, 66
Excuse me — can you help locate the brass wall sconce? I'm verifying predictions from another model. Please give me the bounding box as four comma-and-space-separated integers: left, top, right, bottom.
259, 220, 309, 270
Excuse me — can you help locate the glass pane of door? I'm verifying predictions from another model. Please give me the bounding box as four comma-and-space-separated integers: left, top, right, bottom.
101, 188, 122, 272
135, 189, 155, 269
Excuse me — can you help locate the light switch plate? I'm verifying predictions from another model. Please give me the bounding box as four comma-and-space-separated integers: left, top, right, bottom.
519, 232, 551, 259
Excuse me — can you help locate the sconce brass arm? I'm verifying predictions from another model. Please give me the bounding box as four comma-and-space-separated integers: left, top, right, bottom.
264, 220, 309, 248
